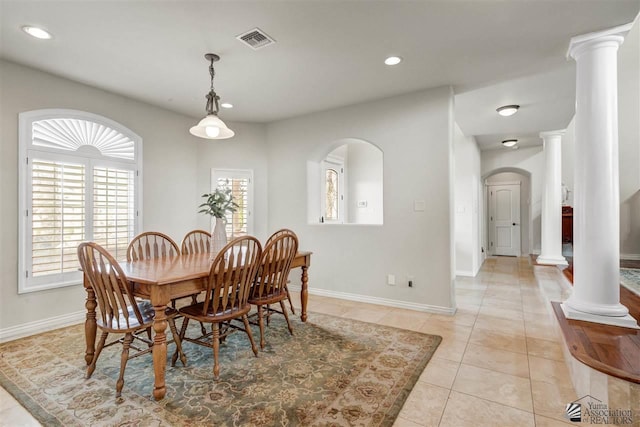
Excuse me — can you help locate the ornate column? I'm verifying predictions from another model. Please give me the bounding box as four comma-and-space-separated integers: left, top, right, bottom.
537, 130, 568, 266
561, 23, 638, 329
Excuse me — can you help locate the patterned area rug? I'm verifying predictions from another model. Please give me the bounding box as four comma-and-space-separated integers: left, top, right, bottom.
621, 267, 640, 296
0, 312, 441, 426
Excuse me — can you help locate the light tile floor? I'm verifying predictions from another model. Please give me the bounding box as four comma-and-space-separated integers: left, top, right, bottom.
0, 256, 577, 426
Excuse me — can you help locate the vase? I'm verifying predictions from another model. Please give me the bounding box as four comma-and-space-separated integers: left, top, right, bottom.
210, 217, 228, 260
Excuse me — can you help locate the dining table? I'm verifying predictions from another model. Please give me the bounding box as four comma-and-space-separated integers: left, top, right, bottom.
82, 250, 312, 400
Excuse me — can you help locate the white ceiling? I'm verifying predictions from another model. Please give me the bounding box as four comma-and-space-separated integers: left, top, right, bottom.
1, 1, 638, 150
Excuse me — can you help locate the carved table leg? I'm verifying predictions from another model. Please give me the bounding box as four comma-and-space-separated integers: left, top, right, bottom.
301, 265, 309, 322
84, 275, 97, 366
152, 303, 168, 400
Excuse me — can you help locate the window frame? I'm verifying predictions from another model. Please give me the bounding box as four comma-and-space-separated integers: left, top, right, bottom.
210, 168, 254, 237
18, 109, 143, 293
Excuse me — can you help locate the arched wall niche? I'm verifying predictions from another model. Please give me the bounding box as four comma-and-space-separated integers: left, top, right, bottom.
307, 138, 383, 225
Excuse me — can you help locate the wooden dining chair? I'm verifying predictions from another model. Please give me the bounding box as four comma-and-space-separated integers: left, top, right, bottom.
265, 229, 298, 314
180, 229, 211, 255
249, 231, 299, 349
173, 236, 262, 379
77, 242, 186, 399
126, 231, 180, 262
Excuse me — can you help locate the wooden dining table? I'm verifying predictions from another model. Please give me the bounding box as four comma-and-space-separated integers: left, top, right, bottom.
83, 250, 312, 400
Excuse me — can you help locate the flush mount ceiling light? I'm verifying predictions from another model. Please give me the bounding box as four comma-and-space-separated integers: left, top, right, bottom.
22, 25, 52, 40
384, 56, 402, 65
496, 104, 520, 117
502, 139, 518, 147
189, 53, 234, 140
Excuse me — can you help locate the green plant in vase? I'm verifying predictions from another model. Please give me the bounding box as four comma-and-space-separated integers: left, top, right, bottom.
198, 188, 239, 257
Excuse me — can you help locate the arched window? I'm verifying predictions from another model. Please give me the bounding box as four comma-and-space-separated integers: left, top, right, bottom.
18, 109, 142, 293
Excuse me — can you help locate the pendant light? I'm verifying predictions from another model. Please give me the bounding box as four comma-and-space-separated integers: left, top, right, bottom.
190, 53, 235, 140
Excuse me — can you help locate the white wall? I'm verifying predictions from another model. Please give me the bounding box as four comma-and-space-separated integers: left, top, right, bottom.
195, 122, 269, 241
346, 142, 383, 224
618, 18, 640, 258
453, 123, 481, 276
482, 146, 544, 254
267, 87, 455, 312
0, 60, 266, 334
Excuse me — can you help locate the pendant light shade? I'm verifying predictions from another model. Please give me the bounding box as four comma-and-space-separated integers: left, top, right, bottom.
190, 114, 235, 139
191, 53, 234, 140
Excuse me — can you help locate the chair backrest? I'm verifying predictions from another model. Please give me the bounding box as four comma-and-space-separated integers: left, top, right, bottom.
252, 232, 299, 299
78, 242, 145, 330
265, 228, 297, 246
127, 231, 180, 262
181, 229, 211, 255
201, 236, 262, 317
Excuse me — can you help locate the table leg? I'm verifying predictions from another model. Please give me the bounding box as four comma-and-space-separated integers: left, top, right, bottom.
84, 275, 97, 366
301, 265, 309, 322
152, 299, 169, 400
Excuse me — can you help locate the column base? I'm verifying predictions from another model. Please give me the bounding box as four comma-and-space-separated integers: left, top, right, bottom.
536, 255, 569, 266
561, 302, 639, 329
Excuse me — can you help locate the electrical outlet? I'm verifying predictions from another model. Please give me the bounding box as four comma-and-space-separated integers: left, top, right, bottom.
407, 275, 415, 287
387, 274, 396, 286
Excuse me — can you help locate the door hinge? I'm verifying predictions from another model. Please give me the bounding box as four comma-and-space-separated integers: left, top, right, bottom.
26, 157, 29, 164
25, 270, 29, 278
491, 241, 493, 247
25, 209, 29, 217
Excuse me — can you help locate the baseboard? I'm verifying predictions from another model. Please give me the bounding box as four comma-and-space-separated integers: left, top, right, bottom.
0, 310, 85, 344
621, 253, 640, 261
287, 284, 456, 315
456, 270, 476, 277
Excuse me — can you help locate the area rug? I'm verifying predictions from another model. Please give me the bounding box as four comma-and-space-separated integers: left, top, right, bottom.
621, 267, 640, 296
0, 312, 441, 426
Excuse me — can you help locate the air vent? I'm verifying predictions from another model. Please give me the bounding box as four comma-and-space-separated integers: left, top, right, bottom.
236, 27, 276, 50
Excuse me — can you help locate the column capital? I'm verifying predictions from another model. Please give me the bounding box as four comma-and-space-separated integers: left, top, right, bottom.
567, 22, 632, 60
539, 129, 566, 139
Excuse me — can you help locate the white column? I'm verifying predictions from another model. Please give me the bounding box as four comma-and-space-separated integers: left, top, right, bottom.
561, 23, 638, 329
537, 130, 568, 266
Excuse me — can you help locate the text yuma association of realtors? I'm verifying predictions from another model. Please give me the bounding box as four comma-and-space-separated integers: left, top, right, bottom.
583, 402, 633, 424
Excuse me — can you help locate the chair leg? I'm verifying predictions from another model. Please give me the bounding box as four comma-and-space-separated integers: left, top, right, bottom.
266, 304, 271, 326
285, 285, 295, 314
168, 319, 187, 367
87, 331, 108, 379
257, 305, 266, 350
242, 314, 259, 357
116, 333, 133, 398
172, 317, 190, 366
191, 294, 207, 336
212, 323, 220, 379
280, 300, 294, 335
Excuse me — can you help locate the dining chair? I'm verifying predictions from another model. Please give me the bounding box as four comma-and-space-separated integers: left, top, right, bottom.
249, 231, 299, 349
77, 242, 186, 399
128, 231, 206, 333
265, 229, 298, 314
173, 236, 262, 379
126, 231, 180, 262
180, 229, 211, 255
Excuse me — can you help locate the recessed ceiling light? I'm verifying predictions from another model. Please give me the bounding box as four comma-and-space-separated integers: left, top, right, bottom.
221, 103, 233, 109
384, 56, 402, 66
496, 105, 520, 117
22, 25, 52, 40
502, 139, 518, 147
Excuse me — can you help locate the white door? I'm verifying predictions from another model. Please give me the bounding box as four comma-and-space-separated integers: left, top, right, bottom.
489, 184, 521, 256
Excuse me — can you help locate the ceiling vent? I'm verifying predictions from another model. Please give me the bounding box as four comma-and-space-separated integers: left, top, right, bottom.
236, 28, 276, 50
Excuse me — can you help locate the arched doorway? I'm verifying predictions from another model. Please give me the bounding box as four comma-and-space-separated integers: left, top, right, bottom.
482, 168, 532, 257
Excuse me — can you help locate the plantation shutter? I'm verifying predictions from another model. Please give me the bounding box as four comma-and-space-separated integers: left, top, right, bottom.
212, 169, 253, 237
93, 167, 136, 261
30, 159, 85, 277
19, 109, 142, 293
